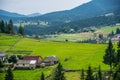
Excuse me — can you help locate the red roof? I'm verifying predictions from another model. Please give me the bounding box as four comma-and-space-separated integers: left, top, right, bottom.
23, 56, 42, 61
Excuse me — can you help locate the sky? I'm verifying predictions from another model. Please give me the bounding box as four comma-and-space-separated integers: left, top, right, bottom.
0, 0, 91, 15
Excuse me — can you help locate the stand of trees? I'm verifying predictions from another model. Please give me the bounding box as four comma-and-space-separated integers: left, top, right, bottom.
108, 28, 120, 38
0, 20, 14, 34
0, 20, 24, 36
5, 67, 14, 80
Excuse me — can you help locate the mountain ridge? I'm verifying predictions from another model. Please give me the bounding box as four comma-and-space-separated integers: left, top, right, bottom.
0, 0, 120, 22
0, 9, 26, 17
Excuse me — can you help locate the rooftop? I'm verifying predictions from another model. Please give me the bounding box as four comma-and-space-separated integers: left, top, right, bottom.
0, 51, 5, 57
24, 56, 42, 61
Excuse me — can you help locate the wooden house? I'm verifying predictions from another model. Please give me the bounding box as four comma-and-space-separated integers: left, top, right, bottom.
42, 56, 59, 66
24, 56, 43, 64
15, 60, 37, 69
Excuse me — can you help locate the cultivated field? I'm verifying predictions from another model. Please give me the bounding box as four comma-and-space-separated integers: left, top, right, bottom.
0, 33, 113, 80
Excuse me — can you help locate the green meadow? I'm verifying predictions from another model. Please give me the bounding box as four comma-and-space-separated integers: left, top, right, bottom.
46, 26, 120, 42
0, 33, 112, 80
0, 34, 110, 69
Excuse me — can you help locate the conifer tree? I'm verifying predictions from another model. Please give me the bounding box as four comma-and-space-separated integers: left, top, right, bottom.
18, 23, 24, 35
5, 67, 14, 80
0, 59, 3, 68
5, 22, 9, 34
116, 28, 120, 34
103, 39, 115, 70
86, 65, 94, 80
51, 63, 65, 80
98, 66, 102, 80
0, 20, 5, 33
113, 64, 120, 80
40, 72, 45, 80
81, 69, 85, 80
117, 40, 120, 48
115, 49, 120, 67
8, 19, 14, 34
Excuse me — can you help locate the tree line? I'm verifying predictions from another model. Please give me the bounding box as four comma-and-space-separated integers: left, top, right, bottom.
0, 20, 24, 36
4, 62, 120, 80
108, 28, 120, 38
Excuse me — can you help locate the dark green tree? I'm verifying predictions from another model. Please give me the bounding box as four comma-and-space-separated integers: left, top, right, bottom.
4, 22, 9, 34
117, 40, 120, 48
113, 64, 120, 80
116, 28, 120, 34
8, 19, 14, 34
98, 66, 102, 80
115, 49, 120, 67
0, 59, 4, 68
98, 34, 103, 39
0, 20, 5, 33
40, 72, 45, 80
5, 67, 14, 80
81, 69, 85, 80
108, 31, 114, 38
103, 39, 115, 70
51, 63, 65, 80
18, 23, 24, 35
8, 55, 17, 63
111, 31, 114, 37
86, 65, 94, 80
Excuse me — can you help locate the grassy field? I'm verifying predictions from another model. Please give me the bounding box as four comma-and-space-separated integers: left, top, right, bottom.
0, 34, 112, 80
96, 26, 120, 35
46, 32, 94, 42
46, 26, 120, 42
0, 34, 110, 69
9, 38, 109, 69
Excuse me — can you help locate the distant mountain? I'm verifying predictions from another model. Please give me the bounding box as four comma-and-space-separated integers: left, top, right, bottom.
27, 13, 41, 17
32, 0, 120, 22
0, 0, 120, 23
0, 9, 26, 17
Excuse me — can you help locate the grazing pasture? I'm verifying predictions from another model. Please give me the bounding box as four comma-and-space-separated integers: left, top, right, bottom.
0, 34, 112, 80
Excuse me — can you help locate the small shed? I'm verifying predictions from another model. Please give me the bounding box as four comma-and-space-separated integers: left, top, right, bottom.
0, 51, 6, 62
43, 56, 59, 66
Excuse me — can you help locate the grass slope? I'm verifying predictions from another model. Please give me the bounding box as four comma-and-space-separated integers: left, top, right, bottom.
0, 34, 111, 80
0, 34, 109, 69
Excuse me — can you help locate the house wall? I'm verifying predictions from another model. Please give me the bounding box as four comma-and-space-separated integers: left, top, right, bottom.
16, 63, 30, 68
37, 57, 43, 63
0, 56, 5, 62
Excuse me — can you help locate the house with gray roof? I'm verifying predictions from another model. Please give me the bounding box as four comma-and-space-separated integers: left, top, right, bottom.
42, 56, 59, 66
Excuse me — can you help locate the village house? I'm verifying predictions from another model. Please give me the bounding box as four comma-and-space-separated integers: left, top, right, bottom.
0, 51, 6, 62
15, 56, 43, 69
112, 34, 120, 43
23, 56, 43, 64
15, 60, 36, 69
41, 56, 59, 66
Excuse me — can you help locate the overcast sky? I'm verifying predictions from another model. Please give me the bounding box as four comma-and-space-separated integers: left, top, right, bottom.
0, 0, 91, 15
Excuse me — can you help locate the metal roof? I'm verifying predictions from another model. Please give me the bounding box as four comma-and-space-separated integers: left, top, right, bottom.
30, 60, 37, 64
0, 51, 5, 57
